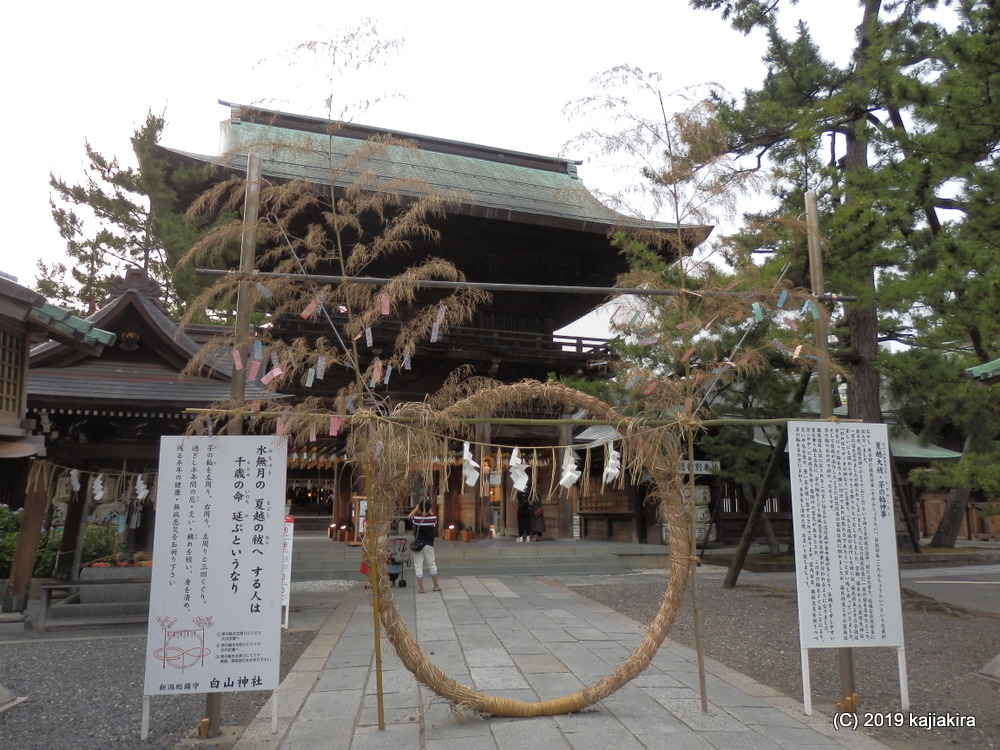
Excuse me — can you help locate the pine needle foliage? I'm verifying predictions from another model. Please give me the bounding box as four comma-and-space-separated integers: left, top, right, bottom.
44, 113, 177, 314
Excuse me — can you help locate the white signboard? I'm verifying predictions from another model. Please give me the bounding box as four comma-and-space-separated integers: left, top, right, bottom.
143, 435, 287, 696
787, 421, 904, 649
281, 516, 294, 608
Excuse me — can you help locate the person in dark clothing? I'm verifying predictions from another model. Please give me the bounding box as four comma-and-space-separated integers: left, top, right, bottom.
530, 498, 545, 541
408, 499, 440, 592
515, 485, 532, 542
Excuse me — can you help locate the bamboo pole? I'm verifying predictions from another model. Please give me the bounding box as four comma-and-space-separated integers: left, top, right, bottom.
208, 151, 261, 740
195, 268, 856, 302
806, 191, 857, 714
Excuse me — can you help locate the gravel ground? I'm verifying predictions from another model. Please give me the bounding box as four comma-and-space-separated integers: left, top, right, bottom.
0, 628, 314, 750
0, 580, 356, 750
3, 573, 997, 750
569, 566, 1000, 750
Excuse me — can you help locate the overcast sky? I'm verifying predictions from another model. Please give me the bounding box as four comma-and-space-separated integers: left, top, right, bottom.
2, 0, 855, 300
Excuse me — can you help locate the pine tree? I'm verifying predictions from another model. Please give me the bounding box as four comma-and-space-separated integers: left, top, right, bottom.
562, 68, 839, 525
43, 112, 204, 316
691, 0, 1000, 545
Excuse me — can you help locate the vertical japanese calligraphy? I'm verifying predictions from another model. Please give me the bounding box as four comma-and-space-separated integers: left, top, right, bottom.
143, 435, 287, 696
281, 516, 295, 610
787, 421, 905, 649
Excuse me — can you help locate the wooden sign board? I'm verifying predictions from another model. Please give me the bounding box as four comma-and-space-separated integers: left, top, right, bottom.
143, 435, 287, 698
787, 421, 908, 713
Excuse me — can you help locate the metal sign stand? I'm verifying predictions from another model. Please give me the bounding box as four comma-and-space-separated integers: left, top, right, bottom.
801, 645, 908, 716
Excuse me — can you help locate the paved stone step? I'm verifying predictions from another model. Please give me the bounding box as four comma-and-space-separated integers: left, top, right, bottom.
36, 614, 148, 631
289, 555, 630, 581
289, 516, 336, 530
291, 541, 671, 556
287, 535, 672, 581
33, 601, 149, 631
288, 548, 629, 563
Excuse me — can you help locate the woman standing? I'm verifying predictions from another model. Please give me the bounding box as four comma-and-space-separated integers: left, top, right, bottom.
408, 499, 441, 593
515, 485, 532, 542
529, 497, 545, 541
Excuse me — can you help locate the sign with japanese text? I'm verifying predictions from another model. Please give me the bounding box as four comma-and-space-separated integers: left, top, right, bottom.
787, 421, 904, 649
678, 460, 720, 475
282, 516, 294, 608
143, 435, 287, 696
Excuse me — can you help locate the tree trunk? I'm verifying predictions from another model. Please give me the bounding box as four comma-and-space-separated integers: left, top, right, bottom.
843, 0, 884, 426
929, 486, 971, 548
845, 300, 882, 423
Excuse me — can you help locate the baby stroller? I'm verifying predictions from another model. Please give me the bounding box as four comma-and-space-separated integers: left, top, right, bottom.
386, 537, 410, 587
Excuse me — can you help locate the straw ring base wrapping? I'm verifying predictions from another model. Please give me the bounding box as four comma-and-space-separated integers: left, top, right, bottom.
363, 380, 691, 717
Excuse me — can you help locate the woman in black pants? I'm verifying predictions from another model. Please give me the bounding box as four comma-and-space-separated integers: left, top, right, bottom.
515, 485, 532, 542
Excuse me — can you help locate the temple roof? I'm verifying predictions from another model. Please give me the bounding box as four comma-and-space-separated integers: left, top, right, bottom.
30, 268, 205, 372
28, 268, 279, 409
156, 101, 706, 240
0, 275, 115, 456
0, 275, 115, 355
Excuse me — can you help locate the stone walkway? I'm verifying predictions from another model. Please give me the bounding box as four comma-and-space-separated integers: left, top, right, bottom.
235, 575, 890, 750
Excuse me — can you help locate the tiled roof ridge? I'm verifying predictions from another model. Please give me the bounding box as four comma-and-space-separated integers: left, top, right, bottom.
219, 100, 581, 175
106, 267, 167, 312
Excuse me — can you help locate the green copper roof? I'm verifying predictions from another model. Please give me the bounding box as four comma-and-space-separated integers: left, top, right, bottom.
160, 102, 706, 240
965, 358, 1000, 383
0, 276, 115, 353
28, 303, 117, 350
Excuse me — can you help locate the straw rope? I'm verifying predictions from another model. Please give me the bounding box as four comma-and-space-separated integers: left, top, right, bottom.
363, 379, 691, 716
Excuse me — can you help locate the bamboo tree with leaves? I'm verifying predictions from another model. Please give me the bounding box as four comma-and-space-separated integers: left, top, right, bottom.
562, 65, 846, 702
563, 67, 836, 438
179, 20, 490, 432
179, 127, 490, 430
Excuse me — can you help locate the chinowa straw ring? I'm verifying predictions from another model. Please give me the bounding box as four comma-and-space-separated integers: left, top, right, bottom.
360, 380, 692, 717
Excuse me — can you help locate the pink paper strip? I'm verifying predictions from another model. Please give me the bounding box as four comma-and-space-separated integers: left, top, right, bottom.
300, 298, 320, 319
260, 366, 283, 385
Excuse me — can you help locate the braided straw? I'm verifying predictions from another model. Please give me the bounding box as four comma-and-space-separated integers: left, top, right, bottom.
364, 380, 691, 716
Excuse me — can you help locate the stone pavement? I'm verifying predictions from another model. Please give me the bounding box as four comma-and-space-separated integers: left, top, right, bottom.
235, 575, 890, 750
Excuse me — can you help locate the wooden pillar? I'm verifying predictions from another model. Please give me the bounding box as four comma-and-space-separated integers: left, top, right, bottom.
558, 421, 573, 539
53, 488, 85, 580
474, 423, 490, 536
2, 486, 48, 612
629, 482, 642, 544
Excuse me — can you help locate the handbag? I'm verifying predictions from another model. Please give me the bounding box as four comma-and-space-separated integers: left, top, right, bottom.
409, 539, 425, 552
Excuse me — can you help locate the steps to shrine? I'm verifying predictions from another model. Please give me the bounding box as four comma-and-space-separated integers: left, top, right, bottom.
287, 535, 670, 581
